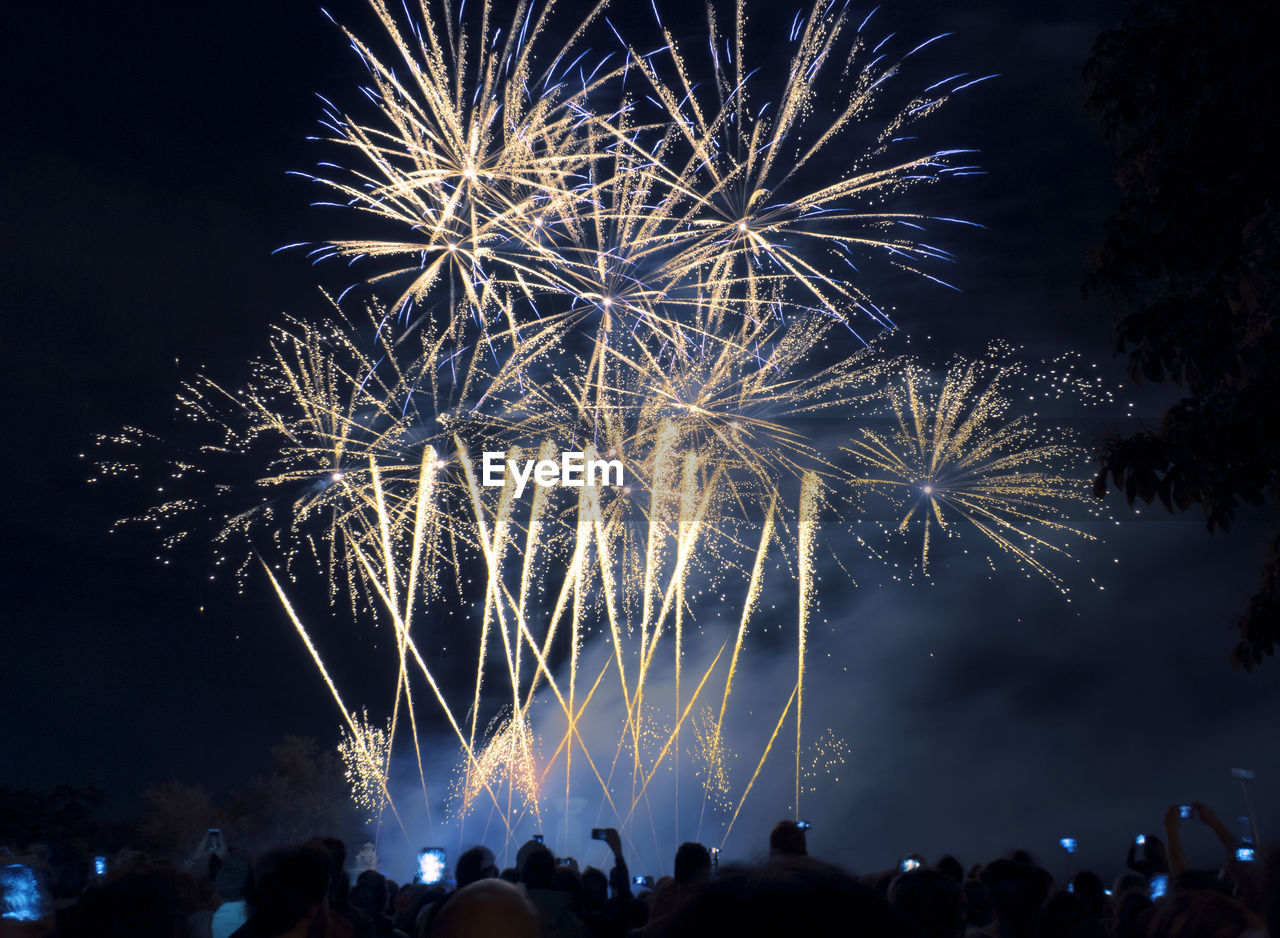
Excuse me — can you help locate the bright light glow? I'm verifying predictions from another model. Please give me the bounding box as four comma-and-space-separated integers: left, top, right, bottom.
418, 849, 447, 884
0, 865, 42, 922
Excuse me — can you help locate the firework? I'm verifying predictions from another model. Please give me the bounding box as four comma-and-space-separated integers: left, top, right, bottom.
450, 710, 541, 820
841, 349, 1102, 591
802, 730, 850, 795
299, 0, 989, 348
100, 0, 1106, 862
691, 706, 736, 813
339, 709, 394, 822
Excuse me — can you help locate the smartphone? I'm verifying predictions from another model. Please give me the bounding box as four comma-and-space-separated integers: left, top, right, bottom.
1, 863, 44, 923
1235, 847, 1256, 863
207, 828, 222, 851
417, 847, 447, 885
93, 856, 107, 878
591, 828, 607, 841
1178, 805, 1195, 820
899, 858, 921, 873
1150, 874, 1168, 899
796, 819, 812, 831
532, 834, 544, 845
710, 846, 720, 870
1135, 834, 1145, 846
1059, 837, 1077, 854
1231, 768, 1255, 780
632, 874, 653, 888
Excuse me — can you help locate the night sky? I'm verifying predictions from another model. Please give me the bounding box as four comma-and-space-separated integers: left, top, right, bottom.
3, 0, 1278, 877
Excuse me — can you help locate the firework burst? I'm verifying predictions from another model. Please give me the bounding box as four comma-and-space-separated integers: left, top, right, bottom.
841, 348, 1103, 591
339, 709, 395, 823
97, 0, 1108, 863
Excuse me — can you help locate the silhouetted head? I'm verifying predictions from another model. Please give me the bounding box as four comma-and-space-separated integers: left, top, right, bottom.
1144, 890, 1260, 938
1111, 889, 1152, 938
670, 856, 896, 938
937, 855, 964, 884
673, 842, 712, 888
304, 836, 348, 901
392, 882, 427, 922
454, 845, 498, 889
981, 858, 1053, 938
248, 845, 331, 937
514, 839, 542, 878
581, 866, 608, 911
552, 864, 583, 908
520, 844, 555, 890
425, 878, 539, 938
349, 869, 391, 918
768, 819, 807, 857
1038, 890, 1105, 938
1008, 850, 1036, 869
1071, 870, 1106, 919
889, 867, 966, 938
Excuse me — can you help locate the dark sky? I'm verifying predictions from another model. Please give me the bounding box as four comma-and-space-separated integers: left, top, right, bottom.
3, 0, 1277, 877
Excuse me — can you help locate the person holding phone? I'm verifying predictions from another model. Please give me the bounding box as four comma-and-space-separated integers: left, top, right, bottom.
1126, 833, 1169, 879
1162, 801, 1239, 879
587, 827, 632, 906
581, 827, 634, 938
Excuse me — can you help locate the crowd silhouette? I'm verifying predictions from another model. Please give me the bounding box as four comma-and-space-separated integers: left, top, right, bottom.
2, 804, 1276, 937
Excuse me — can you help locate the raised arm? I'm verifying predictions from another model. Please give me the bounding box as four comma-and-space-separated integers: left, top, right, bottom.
1163, 804, 1188, 877
603, 827, 632, 903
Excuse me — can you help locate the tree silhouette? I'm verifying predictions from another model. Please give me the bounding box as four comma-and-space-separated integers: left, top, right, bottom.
138, 779, 219, 858
1085, 0, 1280, 668
0, 785, 104, 850
223, 736, 363, 852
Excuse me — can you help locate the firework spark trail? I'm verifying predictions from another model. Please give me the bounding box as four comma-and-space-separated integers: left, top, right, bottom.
457, 445, 523, 802
721, 683, 798, 848
796, 472, 819, 819
510, 442, 555, 824
394, 445, 443, 822
261, 560, 409, 838
696, 498, 775, 835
